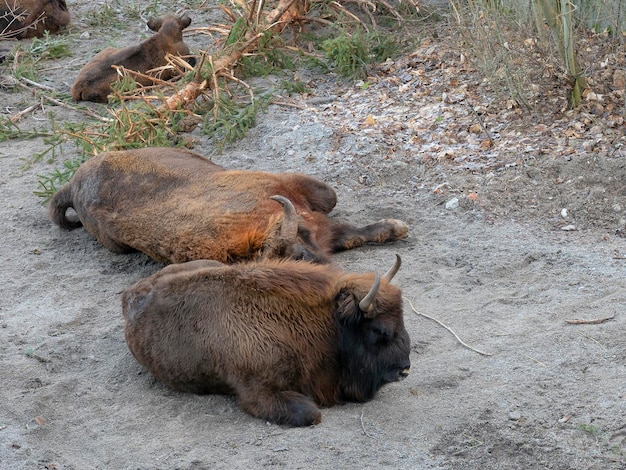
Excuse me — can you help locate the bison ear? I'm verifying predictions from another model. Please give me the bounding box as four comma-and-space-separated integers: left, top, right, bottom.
335, 291, 363, 326
147, 17, 162, 32
180, 16, 192, 29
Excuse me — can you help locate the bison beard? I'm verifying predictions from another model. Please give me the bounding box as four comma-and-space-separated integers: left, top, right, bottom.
122, 257, 411, 426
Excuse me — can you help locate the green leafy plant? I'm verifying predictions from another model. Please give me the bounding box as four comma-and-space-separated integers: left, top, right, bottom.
321, 30, 369, 78
87, 3, 119, 27
281, 79, 310, 95
202, 94, 270, 149
577, 423, 601, 437
34, 159, 86, 202
8, 32, 71, 80
321, 29, 399, 79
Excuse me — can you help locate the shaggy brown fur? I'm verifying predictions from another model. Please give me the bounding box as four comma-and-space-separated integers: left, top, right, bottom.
0, 0, 70, 39
122, 257, 411, 426
70, 14, 193, 103
48, 147, 408, 264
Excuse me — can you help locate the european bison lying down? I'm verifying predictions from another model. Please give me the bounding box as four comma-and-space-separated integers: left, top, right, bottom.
0, 0, 70, 39
48, 147, 408, 264
71, 14, 193, 103
122, 255, 411, 426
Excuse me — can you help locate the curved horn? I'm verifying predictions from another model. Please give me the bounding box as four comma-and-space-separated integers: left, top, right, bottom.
382, 254, 402, 283
270, 195, 298, 242
359, 273, 380, 315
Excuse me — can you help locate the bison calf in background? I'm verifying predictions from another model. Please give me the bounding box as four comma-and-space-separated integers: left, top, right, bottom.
122, 255, 410, 426
0, 0, 70, 39
48, 147, 408, 264
71, 14, 193, 103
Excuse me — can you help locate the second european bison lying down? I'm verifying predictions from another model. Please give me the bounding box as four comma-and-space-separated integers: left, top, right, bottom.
48, 147, 408, 264
122, 255, 411, 426
70, 14, 193, 103
0, 0, 70, 39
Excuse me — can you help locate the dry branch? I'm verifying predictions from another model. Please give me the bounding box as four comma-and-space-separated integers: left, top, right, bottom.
564, 314, 615, 325
10, 102, 41, 123
162, 32, 262, 111
404, 297, 494, 357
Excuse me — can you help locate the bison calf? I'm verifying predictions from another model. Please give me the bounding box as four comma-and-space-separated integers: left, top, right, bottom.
48, 147, 408, 264
122, 255, 411, 426
71, 14, 193, 103
0, 0, 70, 39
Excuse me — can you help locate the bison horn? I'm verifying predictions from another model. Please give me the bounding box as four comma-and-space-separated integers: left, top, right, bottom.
359, 273, 380, 315
382, 254, 402, 283
270, 195, 298, 242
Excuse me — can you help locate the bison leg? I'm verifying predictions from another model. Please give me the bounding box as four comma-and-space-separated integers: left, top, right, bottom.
237, 388, 322, 426
329, 219, 408, 252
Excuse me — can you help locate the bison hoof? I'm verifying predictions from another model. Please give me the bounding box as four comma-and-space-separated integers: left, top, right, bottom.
380, 219, 409, 239
285, 398, 322, 427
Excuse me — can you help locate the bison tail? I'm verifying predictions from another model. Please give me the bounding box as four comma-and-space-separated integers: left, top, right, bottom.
48, 186, 82, 230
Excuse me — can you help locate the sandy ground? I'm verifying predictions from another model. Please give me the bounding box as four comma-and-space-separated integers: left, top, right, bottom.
1, 1, 626, 469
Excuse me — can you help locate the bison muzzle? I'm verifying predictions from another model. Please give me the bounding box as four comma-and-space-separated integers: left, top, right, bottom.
122, 255, 411, 426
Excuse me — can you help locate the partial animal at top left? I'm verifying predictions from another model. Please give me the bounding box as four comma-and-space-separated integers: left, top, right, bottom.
0, 0, 70, 39
71, 14, 194, 103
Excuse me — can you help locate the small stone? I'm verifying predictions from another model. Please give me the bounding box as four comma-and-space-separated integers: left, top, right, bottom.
561, 225, 577, 231
561, 208, 568, 218
445, 197, 459, 210
509, 411, 521, 421
80, 31, 90, 39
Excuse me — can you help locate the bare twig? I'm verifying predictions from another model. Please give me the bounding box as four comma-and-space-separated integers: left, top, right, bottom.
270, 98, 308, 109
359, 411, 374, 438
576, 331, 606, 351
17, 82, 111, 122
520, 354, 546, 367
20, 77, 55, 92
467, 103, 494, 146
42, 95, 112, 123
112, 66, 180, 88
404, 297, 493, 357
10, 102, 41, 123
565, 314, 615, 325
0, 4, 46, 39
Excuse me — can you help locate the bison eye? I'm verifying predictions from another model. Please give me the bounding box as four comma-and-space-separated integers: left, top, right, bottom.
369, 325, 392, 345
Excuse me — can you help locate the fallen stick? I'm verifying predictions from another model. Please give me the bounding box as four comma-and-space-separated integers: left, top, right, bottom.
403, 297, 493, 357
359, 411, 373, 438
10, 102, 41, 123
41, 95, 111, 123
20, 77, 55, 92
564, 314, 615, 325
17, 82, 112, 122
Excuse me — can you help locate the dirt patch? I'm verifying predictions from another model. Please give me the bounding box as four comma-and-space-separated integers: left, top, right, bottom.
1, 1, 625, 469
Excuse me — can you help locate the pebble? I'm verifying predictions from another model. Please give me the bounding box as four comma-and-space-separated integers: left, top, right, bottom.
561, 208, 568, 218
561, 224, 577, 231
80, 31, 90, 39
508, 411, 521, 421
445, 197, 459, 209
